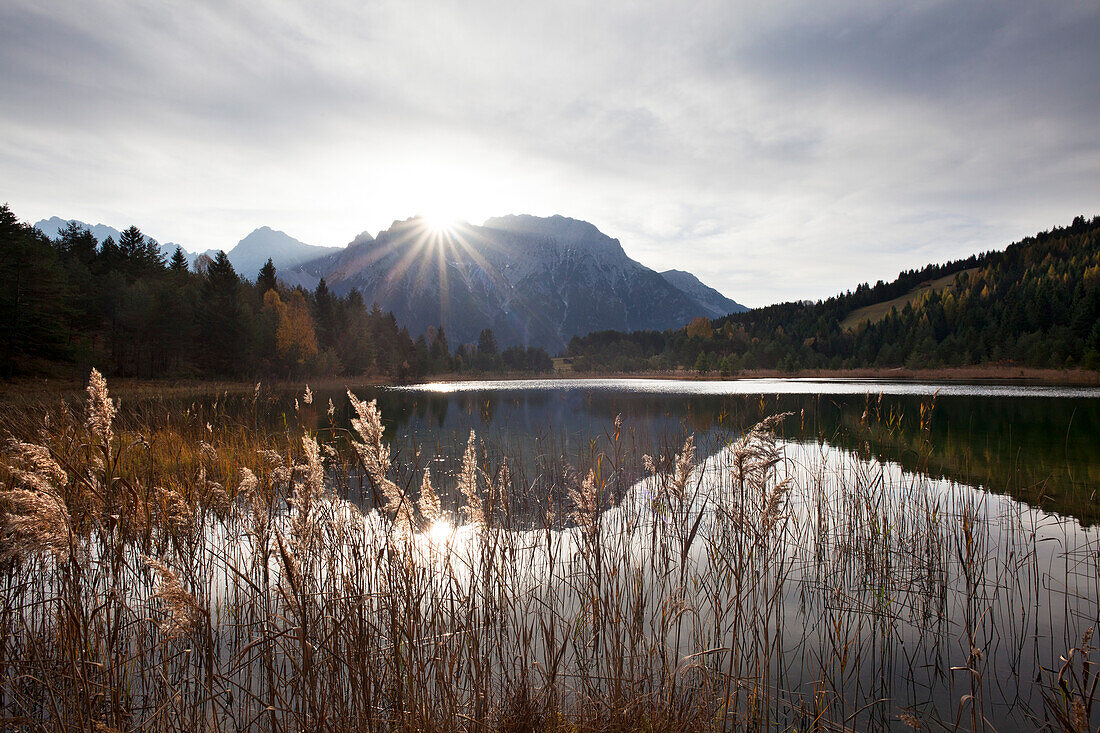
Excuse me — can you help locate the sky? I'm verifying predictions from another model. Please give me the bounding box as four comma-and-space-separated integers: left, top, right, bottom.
1, 1, 1098, 307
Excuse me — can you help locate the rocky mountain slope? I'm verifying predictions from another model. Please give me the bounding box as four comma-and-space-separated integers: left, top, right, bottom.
228, 226, 341, 280
289, 214, 744, 351
659, 269, 747, 318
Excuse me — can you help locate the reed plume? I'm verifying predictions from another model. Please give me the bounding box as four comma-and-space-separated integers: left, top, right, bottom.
670, 434, 696, 501
0, 440, 75, 563
418, 466, 441, 526
347, 391, 411, 536
568, 469, 598, 529
289, 435, 328, 553
145, 557, 203, 640
458, 430, 484, 528
84, 367, 115, 448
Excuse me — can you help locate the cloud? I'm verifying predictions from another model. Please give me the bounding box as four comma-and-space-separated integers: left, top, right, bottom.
1, 0, 1097, 306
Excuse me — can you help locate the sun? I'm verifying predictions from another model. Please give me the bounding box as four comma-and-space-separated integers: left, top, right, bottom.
421, 210, 462, 234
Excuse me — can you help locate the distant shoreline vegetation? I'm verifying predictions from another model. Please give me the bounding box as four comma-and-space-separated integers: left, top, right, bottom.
3, 204, 1098, 382
566, 215, 1100, 375
0, 204, 551, 381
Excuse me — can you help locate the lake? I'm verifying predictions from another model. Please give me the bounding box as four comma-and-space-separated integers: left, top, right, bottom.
366, 378, 1100, 730
253, 376, 1093, 731
353, 377, 1100, 525
4, 376, 1098, 731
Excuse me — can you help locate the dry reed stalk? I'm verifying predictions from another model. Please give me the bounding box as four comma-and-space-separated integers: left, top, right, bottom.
0, 441, 75, 563
418, 466, 441, 526
347, 391, 412, 538
459, 430, 484, 529
84, 367, 115, 449
568, 469, 598, 529
145, 557, 203, 640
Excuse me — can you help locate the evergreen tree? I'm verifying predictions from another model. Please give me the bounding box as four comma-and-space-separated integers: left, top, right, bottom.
198, 251, 245, 375
98, 235, 121, 274
0, 204, 71, 375
430, 325, 452, 372
313, 277, 335, 348
477, 328, 498, 357
169, 247, 188, 273
55, 221, 98, 266
257, 258, 277, 294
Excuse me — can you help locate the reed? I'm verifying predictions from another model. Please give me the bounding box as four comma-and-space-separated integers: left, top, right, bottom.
0, 371, 1096, 731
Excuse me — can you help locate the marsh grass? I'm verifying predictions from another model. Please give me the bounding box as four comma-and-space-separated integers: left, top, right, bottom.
0, 371, 1097, 731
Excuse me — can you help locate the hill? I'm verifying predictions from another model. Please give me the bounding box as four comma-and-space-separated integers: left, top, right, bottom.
839, 267, 978, 330
566, 215, 1100, 374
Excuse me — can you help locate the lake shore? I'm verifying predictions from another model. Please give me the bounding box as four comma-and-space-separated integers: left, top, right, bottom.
3, 363, 1099, 400
548, 365, 1100, 386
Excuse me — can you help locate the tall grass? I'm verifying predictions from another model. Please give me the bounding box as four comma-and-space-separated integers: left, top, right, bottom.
0, 371, 1096, 731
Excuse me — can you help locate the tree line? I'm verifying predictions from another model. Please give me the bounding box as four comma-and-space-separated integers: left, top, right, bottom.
567, 215, 1100, 373
0, 204, 551, 380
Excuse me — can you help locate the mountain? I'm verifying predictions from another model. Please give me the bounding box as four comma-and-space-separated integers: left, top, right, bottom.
34, 217, 192, 264
290, 214, 742, 351
660, 269, 747, 318
227, 227, 341, 281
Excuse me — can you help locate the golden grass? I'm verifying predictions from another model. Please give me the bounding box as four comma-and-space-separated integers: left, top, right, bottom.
840, 267, 979, 331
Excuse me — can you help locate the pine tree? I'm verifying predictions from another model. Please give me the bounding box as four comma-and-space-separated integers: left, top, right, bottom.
257, 258, 277, 294
198, 251, 245, 375
55, 221, 98, 266
0, 205, 71, 375
313, 277, 335, 348
477, 328, 498, 357
98, 235, 121, 274
430, 325, 451, 372
169, 247, 188, 273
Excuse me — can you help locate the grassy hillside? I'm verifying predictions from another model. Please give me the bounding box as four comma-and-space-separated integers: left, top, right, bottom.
567, 215, 1100, 374
840, 267, 978, 330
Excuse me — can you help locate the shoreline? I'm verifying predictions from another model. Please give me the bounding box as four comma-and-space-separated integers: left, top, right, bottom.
545, 365, 1100, 386
3, 364, 1099, 400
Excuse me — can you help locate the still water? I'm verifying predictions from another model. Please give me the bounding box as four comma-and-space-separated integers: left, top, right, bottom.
358, 378, 1099, 731
159, 376, 1096, 730
361, 377, 1100, 525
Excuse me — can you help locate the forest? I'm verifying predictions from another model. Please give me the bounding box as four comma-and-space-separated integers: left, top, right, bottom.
0, 204, 551, 380
567, 215, 1100, 374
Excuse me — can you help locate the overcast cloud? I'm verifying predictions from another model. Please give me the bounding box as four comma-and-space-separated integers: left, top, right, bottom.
1, 0, 1097, 306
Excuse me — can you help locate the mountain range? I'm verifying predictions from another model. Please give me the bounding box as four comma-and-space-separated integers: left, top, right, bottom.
33, 218, 340, 280
34, 216, 190, 264
284, 214, 746, 350
34, 213, 746, 351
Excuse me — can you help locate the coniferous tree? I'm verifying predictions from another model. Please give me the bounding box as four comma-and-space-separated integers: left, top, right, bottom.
257, 258, 277, 294
198, 251, 246, 375
97, 235, 121, 275
169, 247, 188, 273
55, 221, 98, 267
0, 204, 71, 375
313, 278, 336, 348
430, 325, 452, 372
118, 225, 162, 278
